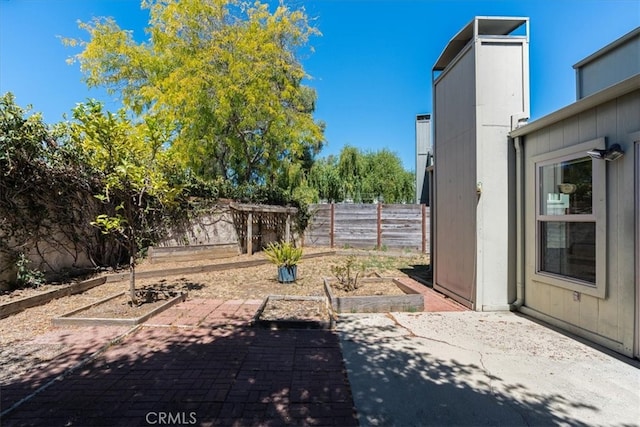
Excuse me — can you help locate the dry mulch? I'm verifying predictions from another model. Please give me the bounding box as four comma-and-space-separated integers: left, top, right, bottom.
0, 249, 429, 385
257, 297, 330, 323
66, 291, 179, 319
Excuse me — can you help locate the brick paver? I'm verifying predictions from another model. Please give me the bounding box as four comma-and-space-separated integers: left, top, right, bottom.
1, 282, 462, 426
1, 299, 358, 427
395, 277, 467, 312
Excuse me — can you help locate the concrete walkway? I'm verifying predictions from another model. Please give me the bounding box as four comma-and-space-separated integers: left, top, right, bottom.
338, 311, 640, 427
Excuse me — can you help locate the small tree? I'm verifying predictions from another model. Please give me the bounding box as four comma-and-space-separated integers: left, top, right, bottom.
70, 101, 179, 304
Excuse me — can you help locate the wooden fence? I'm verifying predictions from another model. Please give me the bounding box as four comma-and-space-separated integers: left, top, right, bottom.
304, 204, 430, 253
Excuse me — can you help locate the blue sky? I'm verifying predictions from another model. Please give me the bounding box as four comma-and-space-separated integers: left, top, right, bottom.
1, 0, 638, 171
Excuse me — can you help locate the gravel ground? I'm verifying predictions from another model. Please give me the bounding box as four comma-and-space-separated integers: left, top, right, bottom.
0, 249, 428, 385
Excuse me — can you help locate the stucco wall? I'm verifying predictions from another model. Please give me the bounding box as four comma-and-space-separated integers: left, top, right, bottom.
158, 204, 239, 247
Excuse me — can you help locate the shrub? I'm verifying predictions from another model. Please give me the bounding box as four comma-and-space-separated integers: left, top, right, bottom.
263, 242, 303, 267
331, 255, 364, 292
16, 253, 45, 288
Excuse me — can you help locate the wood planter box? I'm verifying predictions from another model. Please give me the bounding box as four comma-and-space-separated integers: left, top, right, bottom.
147, 243, 239, 264
52, 291, 187, 327
252, 295, 334, 330
323, 277, 423, 313
0, 277, 106, 320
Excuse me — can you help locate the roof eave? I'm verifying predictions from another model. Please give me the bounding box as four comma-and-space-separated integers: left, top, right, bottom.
433, 16, 529, 72
510, 74, 640, 138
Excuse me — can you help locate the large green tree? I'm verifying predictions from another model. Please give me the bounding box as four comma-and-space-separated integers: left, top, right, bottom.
65, 0, 324, 186
308, 146, 414, 204
308, 155, 341, 202
361, 149, 414, 203
337, 145, 364, 201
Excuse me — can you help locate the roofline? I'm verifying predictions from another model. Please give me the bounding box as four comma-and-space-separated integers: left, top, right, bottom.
510, 74, 640, 138
433, 16, 529, 72
573, 27, 640, 70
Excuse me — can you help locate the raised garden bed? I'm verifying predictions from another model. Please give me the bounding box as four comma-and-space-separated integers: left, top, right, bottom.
52, 290, 187, 327
147, 243, 239, 264
104, 251, 336, 283
0, 277, 106, 320
252, 295, 333, 330
323, 277, 423, 313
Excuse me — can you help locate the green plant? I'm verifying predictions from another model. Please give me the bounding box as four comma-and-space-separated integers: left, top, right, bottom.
331, 255, 364, 292
263, 242, 303, 267
16, 253, 45, 288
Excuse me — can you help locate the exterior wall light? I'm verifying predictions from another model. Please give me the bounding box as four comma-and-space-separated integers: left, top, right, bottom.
587, 143, 625, 161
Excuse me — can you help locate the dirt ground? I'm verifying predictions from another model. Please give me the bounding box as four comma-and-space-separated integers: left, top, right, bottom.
0, 249, 429, 384
0, 249, 429, 339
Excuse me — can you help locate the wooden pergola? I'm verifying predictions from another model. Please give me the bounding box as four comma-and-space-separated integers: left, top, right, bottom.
229, 202, 298, 254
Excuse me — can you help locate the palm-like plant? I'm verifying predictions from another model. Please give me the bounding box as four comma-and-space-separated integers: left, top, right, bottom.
264, 241, 302, 267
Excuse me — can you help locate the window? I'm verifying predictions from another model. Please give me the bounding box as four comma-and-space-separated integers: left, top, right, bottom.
533, 138, 606, 298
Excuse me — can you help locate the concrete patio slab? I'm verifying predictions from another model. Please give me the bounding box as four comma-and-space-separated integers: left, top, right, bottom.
337, 311, 640, 427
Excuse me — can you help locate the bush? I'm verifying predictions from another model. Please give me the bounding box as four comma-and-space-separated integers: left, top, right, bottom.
15, 253, 45, 288
331, 255, 364, 292
263, 242, 303, 267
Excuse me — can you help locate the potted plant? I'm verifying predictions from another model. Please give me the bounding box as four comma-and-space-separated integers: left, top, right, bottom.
264, 241, 303, 283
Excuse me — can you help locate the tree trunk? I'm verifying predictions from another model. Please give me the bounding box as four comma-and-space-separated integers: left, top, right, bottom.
129, 254, 137, 305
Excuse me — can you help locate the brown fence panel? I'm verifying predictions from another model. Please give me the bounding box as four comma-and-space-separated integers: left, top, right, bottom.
333, 204, 377, 249
305, 203, 430, 253
380, 204, 423, 251
304, 204, 332, 247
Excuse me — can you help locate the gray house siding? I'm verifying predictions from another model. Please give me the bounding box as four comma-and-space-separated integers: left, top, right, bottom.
519, 88, 639, 356
575, 28, 640, 99
415, 114, 432, 204
434, 45, 477, 306
475, 40, 526, 309
434, 45, 476, 302
433, 17, 529, 309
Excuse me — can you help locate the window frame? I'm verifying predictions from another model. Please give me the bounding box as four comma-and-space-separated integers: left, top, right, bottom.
532, 138, 607, 298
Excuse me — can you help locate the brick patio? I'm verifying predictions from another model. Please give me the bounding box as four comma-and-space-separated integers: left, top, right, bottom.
1, 281, 465, 426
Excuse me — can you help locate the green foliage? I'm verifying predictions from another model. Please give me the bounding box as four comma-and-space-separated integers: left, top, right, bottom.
0, 93, 124, 284
360, 149, 414, 203
0, 93, 50, 169
15, 254, 45, 288
69, 100, 182, 303
331, 255, 364, 292
91, 211, 126, 236
263, 241, 302, 267
308, 156, 341, 202
337, 145, 364, 200
308, 147, 415, 203
65, 0, 324, 187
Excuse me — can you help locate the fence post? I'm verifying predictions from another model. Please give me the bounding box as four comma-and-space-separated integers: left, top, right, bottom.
285, 213, 291, 243
247, 212, 253, 255
330, 203, 335, 249
421, 204, 427, 254
377, 203, 382, 249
